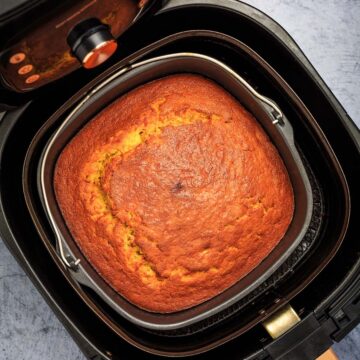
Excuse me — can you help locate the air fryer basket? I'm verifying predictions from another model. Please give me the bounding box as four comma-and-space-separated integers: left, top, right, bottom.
21, 29, 351, 354
37, 52, 313, 330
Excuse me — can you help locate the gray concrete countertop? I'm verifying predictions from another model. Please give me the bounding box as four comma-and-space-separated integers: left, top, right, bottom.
0, 0, 359, 359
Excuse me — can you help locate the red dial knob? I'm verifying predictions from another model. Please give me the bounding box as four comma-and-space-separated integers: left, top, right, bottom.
67, 18, 117, 69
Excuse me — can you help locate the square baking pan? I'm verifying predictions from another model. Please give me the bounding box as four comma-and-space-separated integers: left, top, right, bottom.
36, 52, 314, 330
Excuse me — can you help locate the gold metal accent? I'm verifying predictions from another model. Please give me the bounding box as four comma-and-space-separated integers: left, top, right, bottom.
262, 304, 301, 339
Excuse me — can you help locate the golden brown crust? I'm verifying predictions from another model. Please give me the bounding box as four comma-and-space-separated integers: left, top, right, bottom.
54, 74, 294, 312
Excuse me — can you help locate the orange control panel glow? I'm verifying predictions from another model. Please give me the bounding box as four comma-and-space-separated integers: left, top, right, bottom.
1, 0, 147, 92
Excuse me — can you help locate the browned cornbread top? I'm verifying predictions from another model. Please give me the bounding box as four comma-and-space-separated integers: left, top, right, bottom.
54, 74, 294, 313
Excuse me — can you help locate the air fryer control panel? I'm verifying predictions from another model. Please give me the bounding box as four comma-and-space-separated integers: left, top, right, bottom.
0, 0, 147, 92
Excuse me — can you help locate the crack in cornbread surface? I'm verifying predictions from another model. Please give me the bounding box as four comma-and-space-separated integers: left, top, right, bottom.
54, 74, 294, 312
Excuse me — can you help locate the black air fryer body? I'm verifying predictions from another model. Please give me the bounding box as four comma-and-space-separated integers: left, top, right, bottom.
0, 1, 359, 359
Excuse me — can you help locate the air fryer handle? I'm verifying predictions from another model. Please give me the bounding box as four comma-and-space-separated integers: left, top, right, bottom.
53, 228, 81, 271
263, 305, 340, 360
